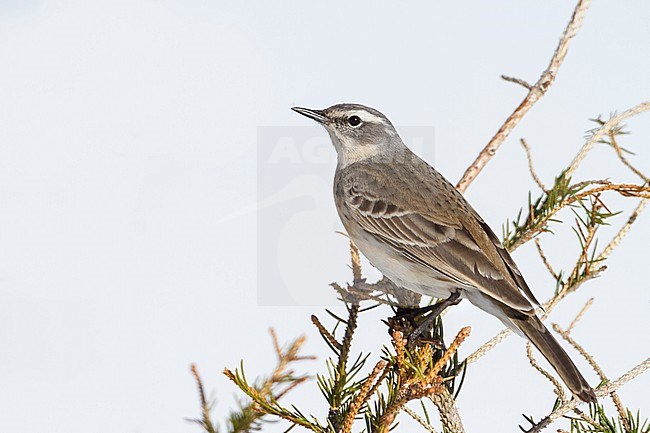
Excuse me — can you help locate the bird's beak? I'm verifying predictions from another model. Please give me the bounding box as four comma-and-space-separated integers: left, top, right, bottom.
291, 107, 328, 124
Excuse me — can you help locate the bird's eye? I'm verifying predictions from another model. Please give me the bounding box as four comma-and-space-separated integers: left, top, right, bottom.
347, 115, 362, 127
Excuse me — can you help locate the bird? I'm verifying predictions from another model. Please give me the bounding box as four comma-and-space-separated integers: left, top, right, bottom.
292, 103, 597, 403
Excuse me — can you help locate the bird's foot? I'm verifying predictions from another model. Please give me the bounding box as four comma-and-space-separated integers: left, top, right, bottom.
395, 304, 439, 319
387, 292, 462, 348
385, 315, 444, 349
404, 291, 463, 342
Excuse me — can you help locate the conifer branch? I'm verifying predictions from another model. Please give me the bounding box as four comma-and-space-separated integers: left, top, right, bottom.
553, 321, 631, 432
468, 104, 649, 366
193, 3, 649, 431
567, 103, 650, 177
522, 358, 650, 433
430, 387, 466, 433
191, 329, 314, 433
190, 364, 218, 433
374, 328, 471, 433
340, 361, 388, 433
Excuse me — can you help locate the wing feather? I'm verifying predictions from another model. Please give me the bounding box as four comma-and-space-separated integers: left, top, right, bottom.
345, 188, 535, 314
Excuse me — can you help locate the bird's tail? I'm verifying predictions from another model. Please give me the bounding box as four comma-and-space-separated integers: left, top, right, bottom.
513, 315, 597, 403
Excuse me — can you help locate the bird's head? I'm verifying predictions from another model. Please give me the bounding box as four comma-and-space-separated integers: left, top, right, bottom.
292, 103, 404, 166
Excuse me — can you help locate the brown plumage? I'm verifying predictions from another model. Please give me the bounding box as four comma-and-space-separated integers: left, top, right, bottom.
294, 103, 597, 403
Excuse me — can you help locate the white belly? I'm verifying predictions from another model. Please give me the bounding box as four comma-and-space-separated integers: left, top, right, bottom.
345, 220, 457, 300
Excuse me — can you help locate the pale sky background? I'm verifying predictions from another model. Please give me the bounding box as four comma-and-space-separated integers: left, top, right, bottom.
1, 1, 649, 432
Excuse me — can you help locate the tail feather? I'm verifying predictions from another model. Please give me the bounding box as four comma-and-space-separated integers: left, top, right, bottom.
513, 315, 597, 403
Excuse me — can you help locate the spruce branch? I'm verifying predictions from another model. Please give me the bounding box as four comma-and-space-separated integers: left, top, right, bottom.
598, 198, 649, 262
468, 105, 649, 366
326, 300, 361, 431
567, 103, 650, 178
371, 328, 471, 433
468, 191, 615, 365
224, 366, 325, 432
503, 178, 647, 252
340, 361, 388, 433
430, 387, 466, 433
350, 242, 363, 285
521, 357, 650, 433
553, 321, 631, 432
517, 304, 649, 433
220, 331, 317, 433
566, 406, 649, 433
190, 364, 219, 433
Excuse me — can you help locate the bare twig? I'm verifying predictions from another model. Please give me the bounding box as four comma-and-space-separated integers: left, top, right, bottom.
404, 406, 439, 433
566, 298, 593, 334
524, 358, 650, 433
466, 328, 512, 364
521, 138, 548, 191
526, 342, 567, 401
608, 130, 649, 183
430, 387, 466, 433
534, 239, 559, 280
270, 328, 283, 359
501, 74, 533, 90
553, 322, 631, 432
456, 0, 591, 192
573, 183, 650, 199
566, 102, 650, 177
429, 329, 471, 433
553, 326, 603, 379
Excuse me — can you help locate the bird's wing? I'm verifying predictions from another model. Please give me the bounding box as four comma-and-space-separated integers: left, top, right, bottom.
340, 164, 537, 315
472, 216, 542, 308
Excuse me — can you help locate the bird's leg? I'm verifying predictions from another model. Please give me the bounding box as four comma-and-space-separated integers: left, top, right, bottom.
392, 303, 440, 331
407, 291, 462, 341
395, 303, 440, 318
